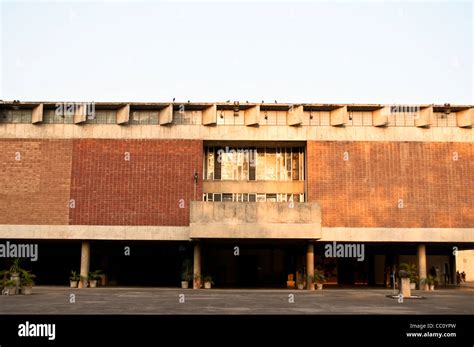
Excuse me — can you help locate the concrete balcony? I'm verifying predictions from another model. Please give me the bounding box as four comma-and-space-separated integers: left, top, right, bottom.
190, 201, 321, 239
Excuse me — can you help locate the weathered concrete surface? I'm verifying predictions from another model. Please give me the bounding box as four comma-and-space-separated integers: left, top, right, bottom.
190, 202, 321, 239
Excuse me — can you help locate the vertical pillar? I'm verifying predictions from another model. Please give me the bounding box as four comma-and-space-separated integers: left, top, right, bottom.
418, 244, 427, 289
450, 252, 457, 285
79, 241, 90, 288
193, 242, 201, 289
306, 242, 314, 290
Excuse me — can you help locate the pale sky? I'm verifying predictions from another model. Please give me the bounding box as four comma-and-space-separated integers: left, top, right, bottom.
1, 1, 472, 104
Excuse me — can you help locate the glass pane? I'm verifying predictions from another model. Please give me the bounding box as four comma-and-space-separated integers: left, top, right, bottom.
221, 151, 233, 180
256, 194, 266, 202
214, 149, 221, 180
207, 148, 214, 180
222, 193, 233, 202
292, 151, 299, 180
286, 149, 292, 180
249, 149, 256, 180
266, 194, 277, 202
265, 148, 276, 180
257, 149, 265, 180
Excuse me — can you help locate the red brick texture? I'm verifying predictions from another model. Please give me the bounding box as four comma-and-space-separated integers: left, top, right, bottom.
0, 139, 202, 226
69, 139, 203, 226
0, 139, 72, 224
307, 141, 474, 228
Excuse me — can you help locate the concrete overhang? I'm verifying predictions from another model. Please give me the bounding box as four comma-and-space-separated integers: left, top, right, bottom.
190, 201, 321, 240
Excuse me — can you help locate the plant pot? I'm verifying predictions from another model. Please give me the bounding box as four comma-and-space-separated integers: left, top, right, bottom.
410, 282, 416, 290
429, 284, 435, 291
297, 283, 304, 290
316, 283, 323, 290
89, 280, 97, 288
193, 280, 201, 289
181, 281, 189, 289
309, 283, 315, 290
22, 286, 32, 295
204, 281, 212, 289
5, 286, 17, 295
79, 280, 88, 288
70, 280, 78, 288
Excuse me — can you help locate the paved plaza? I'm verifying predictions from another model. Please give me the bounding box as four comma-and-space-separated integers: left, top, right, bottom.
1, 286, 473, 315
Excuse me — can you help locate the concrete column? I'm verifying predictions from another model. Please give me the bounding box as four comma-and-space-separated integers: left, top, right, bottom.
193, 242, 201, 289
418, 244, 427, 289
306, 242, 314, 290
79, 241, 90, 288
450, 253, 457, 285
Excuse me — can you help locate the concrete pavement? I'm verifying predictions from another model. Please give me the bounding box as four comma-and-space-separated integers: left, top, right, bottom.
0, 286, 473, 315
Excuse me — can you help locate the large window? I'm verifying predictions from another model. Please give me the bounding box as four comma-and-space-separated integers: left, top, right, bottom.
0, 109, 32, 123
203, 193, 304, 202
204, 146, 304, 181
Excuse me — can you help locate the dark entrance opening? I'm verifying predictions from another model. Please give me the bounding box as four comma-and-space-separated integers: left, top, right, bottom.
91, 241, 192, 286
203, 240, 307, 288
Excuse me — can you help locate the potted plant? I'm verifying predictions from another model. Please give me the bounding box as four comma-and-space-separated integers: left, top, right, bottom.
9, 258, 22, 287
297, 276, 305, 290
88, 270, 102, 288
70, 271, 80, 288
314, 270, 326, 290
423, 275, 437, 291
181, 272, 191, 289
20, 269, 35, 295
181, 259, 192, 289
193, 273, 201, 289
4, 279, 18, 295
400, 263, 419, 290
203, 275, 214, 289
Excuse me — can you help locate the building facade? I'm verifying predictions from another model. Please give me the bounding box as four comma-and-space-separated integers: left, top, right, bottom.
0, 101, 473, 287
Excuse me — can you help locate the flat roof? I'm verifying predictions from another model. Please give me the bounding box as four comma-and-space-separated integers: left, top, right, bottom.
0, 100, 471, 112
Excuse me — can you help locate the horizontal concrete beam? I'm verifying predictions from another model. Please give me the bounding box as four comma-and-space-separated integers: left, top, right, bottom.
0, 225, 473, 243
320, 227, 474, 243
0, 225, 190, 241
190, 223, 320, 239
1, 124, 472, 142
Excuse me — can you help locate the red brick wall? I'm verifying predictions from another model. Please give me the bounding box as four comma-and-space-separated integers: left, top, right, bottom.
69, 139, 203, 226
308, 141, 474, 228
0, 139, 72, 224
